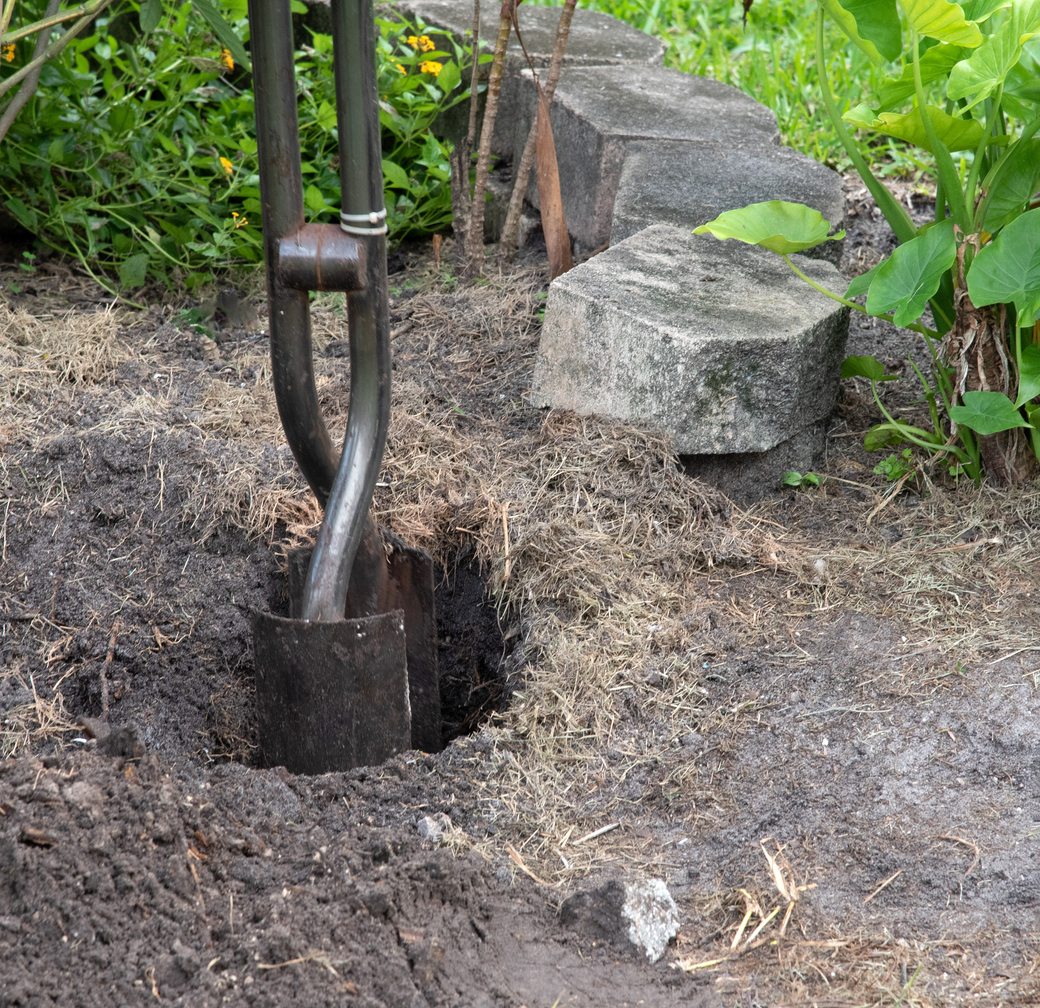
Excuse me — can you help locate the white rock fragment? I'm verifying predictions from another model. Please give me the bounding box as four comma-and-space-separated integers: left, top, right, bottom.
560, 877, 680, 963
621, 879, 680, 963
417, 812, 452, 840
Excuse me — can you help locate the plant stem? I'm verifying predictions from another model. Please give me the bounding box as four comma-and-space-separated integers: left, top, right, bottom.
498, 0, 576, 262
869, 381, 970, 461
910, 29, 969, 232
814, 4, 917, 245
1, 1, 103, 45
0, 0, 17, 40
463, 0, 512, 277
780, 254, 938, 338
964, 84, 1001, 215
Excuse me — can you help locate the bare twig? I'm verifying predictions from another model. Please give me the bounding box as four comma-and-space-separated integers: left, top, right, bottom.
937, 834, 980, 877
505, 842, 554, 885
100, 619, 118, 720
863, 868, 903, 904
449, 0, 482, 252
463, 0, 512, 277
499, 0, 576, 261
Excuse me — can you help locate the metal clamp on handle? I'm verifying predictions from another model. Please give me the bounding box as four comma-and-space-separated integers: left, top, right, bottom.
341, 208, 388, 236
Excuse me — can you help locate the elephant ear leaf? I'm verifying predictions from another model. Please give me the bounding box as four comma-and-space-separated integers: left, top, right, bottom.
946, 0, 1040, 109
844, 103, 984, 152
900, 0, 983, 45
693, 201, 844, 254
822, 0, 902, 63
966, 206, 1040, 323
877, 44, 966, 110
983, 138, 1040, 233
949, 390, 1033, 433
866, 218, 957, 326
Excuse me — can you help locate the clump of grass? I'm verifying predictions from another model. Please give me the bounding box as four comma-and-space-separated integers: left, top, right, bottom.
0, 666, 78, 759
0, 305, 129, 385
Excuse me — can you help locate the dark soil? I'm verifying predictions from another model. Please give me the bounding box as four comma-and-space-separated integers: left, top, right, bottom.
1, 184, 1039, 1007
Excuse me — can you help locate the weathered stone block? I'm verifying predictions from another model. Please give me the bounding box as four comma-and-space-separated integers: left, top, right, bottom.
530, 225, 849, 455
387, 0, 665, 153
514, 67, 779, 254
611, 139, 846, 265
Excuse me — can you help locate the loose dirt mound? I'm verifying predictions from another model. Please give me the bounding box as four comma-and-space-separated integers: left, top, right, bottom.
2, 205, 1040, 1006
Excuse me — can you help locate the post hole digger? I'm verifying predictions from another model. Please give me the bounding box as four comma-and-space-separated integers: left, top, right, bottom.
247, 0, 440, 774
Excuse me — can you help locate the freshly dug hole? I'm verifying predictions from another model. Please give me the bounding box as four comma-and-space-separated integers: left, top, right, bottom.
435, 545, 516, 744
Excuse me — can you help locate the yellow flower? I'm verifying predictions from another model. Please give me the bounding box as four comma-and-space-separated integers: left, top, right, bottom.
231, 211, 248, 229
396, 63, 406, 73
220, 156, 234, 176
2, 44, 14, 62
419, 60, 442, 75
220, 48, 234, 70
419, 35, 435, 51
406, 34, 419, 47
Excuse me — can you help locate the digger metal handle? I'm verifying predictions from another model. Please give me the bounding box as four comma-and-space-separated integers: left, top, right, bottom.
249, 0, 391, 622
249, 0, 339, 503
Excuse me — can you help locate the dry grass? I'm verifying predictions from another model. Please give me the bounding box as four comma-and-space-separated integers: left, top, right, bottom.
3, 254, 1040, 1003
0, 664, 78, 759
0, 304, 130, 386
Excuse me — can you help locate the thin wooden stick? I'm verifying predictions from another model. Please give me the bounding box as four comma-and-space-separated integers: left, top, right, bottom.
862, 868, 902, 904
463, 0, 512, 277
100, 619, 118, 720
449, 0, 482, 252
499, 0, 576, 261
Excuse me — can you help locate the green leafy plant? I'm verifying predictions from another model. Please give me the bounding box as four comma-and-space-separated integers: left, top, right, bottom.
781, 470, 823, 487
874, 447, 915, 480
695, 0, 1040, 485
0, 1, 475, 293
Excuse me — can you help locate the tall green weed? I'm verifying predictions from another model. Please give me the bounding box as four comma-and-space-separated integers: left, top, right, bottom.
0, 1, 472, 292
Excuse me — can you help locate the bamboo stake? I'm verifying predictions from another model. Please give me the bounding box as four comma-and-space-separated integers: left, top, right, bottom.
499, 0, 576, 262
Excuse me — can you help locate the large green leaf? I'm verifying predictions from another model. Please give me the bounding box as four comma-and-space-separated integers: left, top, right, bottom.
139, 0, 162, 32
1003, 60, 1040, 107
966, 206, 1040, 322
119, 253, 149, 290
382, 158, 410, 190
866, 218, 957, 325
1002, 61, 1040, 118
900, 0, 983, 44
983, 138, 1040, 232
1014, 342, 1040, 405
692, 201, 844, 254
947, 0, 1040, 107
960, 0, 1013, 20
844, 102, 985, 151
948, 390, 1033, 432
842, 354, 901, 381
436, 59, 461, 92
822, 0, 903, 63
878, 45, 967, 110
